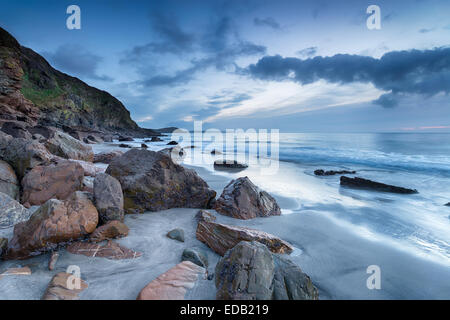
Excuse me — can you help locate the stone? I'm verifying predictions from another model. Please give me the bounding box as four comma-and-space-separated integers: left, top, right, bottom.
0, 192, 31, 228
48, 251, 59, 271
21, 160, 84, 207
69, 159, 104, 177
1, 266, 32, 277
0, 238, 7, 257
213, 160, 248, 170
137, 261, 206, 300
89, 220, 129, 242
181, 248, 208, 268
119, 143, 132, 148
0, 160, 19, 199
314, 169, 356, 176
214, 177, 281, 220
1, 121, 31, 139
4, 191, 99, 260
93, 150, 124, 164
340, 176, 418, 194
196, 219, 293, 256
45, 130, 94, 162
141, 143, 148, 148
66, 240, 141, 260
215, 241, 275, 300
166, 141, 178, 145
42, 272, 88, 300
167, 228, 185, 242
444, 202, 450, 207
118, 136, 133, 142
149, 136, 162, 142
195, 210, 217, 223
93, 173, 124, 223
211, 149, 222, 155
106, 149, 216, 214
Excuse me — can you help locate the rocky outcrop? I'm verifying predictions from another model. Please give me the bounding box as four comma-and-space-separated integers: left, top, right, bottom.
167, 228, 184, 242
340, 176, 418, 194
89, 220, 129, 242
137, 261, 206, 300
215, 241, 275, 300
42, 272, 88, 300
21, 160, 84, 207
66, 240, 141, 260
314, 169, 356, 176
0, 160, 19, 199
93, 150, 124, 164
196, 217, 293, 256
214, 177, 281, 220
0, 192, 31, 228
214, 160, 248, 170
44, 130, 94, 162
105, 149, 216, 214
1, 121, 32, 139
5, 191, 98, 260
93, 173, 124, 223
181, 248, 208, 268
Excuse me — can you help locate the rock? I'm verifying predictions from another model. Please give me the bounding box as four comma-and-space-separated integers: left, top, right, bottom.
5, 191, 99, 260
314, 169, 356, 176
211, 149, 222, 155
195, 209, 217, 223
167, 228, 185, 242
214, 177, 281, 220
93, 150, 124, 164
118, 136, 133, 142
196, 219, 293, 256
21, 160, 84, 207
141, 143, 148, 148
1, 266, 32, 277
215, 241, 275, 300
82, 176, 94, 193
0, 192, 31, 228
89, 220, 129, 242
48, 251, 59, 271
272, 255, 319, 300
137, 261, 206, 300
340, 176, 418, 194
66, 240, 141, 260
214, 160, 248, 170
0, 238, 7, 257
42, 272, 88, 300
445, 202, 450, 207
69, 159, 104, 177
148, 136, 162, 142
45, 130, 94, 162
119, 143, 132, 148
105, 149, 216, 213
1, 121, 32, 139
0, 160, 19, 200
93, 173, 124, 223
166, 141, 178, 145
181, 248, 208, 268
0, 131, 52, 179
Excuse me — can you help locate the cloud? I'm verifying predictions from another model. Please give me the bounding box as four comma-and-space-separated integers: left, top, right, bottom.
372, 93, 399, 108
42, 44, 112, 81
253, 17, 280, 30
419, 27, 436, 33
296, 47, 318, 58
245, 47, 450, 107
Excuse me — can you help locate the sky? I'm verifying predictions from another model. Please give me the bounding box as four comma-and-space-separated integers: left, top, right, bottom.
0, 0, 449, 132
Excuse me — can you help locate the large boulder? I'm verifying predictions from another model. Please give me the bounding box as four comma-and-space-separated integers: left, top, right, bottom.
93, 173, 124, 223
196, 217, 293, 256
0, 192, 31, 228
0, 131, 52, 179
93, 150, 124, 164
214, 177, 281, 220
42, 272, 88, 300
215, 241, 275, 300
4, 191, 99, 260
0, 160, 19, 199
44, 130, 94, 162
137, 261, 206, 300
21, 160, 84, 207
105, 149, 216, 214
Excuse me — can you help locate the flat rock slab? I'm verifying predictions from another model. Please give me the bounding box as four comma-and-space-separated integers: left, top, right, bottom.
66, 240, 142, 260
42, 272, 88, 300
340, 176, 418, 194
314, 169, 356, 176
0, 266, 32, 280
137, 261, 206, 300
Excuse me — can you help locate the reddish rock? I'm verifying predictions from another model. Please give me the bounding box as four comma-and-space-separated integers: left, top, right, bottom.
214, 177, 281, 220
21, 160, 84, 206
137, 261, 206, 300
89, 221, 129, 242
0, 266, 32, 280
48, 251, 59, 271
42, 272, 88, 300
93, 150, 124, 164
5, 191, 99, 260
196, 219, 293, 256
66, 240, 141, 260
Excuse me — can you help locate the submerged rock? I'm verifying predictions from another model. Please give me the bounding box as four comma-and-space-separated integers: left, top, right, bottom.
118, 136, 133, 142
166, 141, 178, 145
167, 228, 185, 242
42, 272, 88, 300
196, 218, 293, 256
181, 248, 208, 268
215, 241, 275, 300
340, 176, 418, 194
89, 220, 129, 242
93, 173, 124, 223
213, 160, 248, 170
141, 143, 148, 148
5, 191, 98, 260
105, 149, 216, 214
214, 176, 281, 220
137, 261, 206, 300
21, 160, 84, 207
93, 150, 124, 164
0, 160, 19, 199
0, 192, 31, 228
314, 169, 356, 176
66, 240, 141, 260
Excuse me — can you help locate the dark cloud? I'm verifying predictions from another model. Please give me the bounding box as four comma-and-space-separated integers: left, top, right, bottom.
296, 47, 318, 58
373, 93, 399, 108
245, 47, 450, 107
253, 17, 280, 30
42, 44, 112, 81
